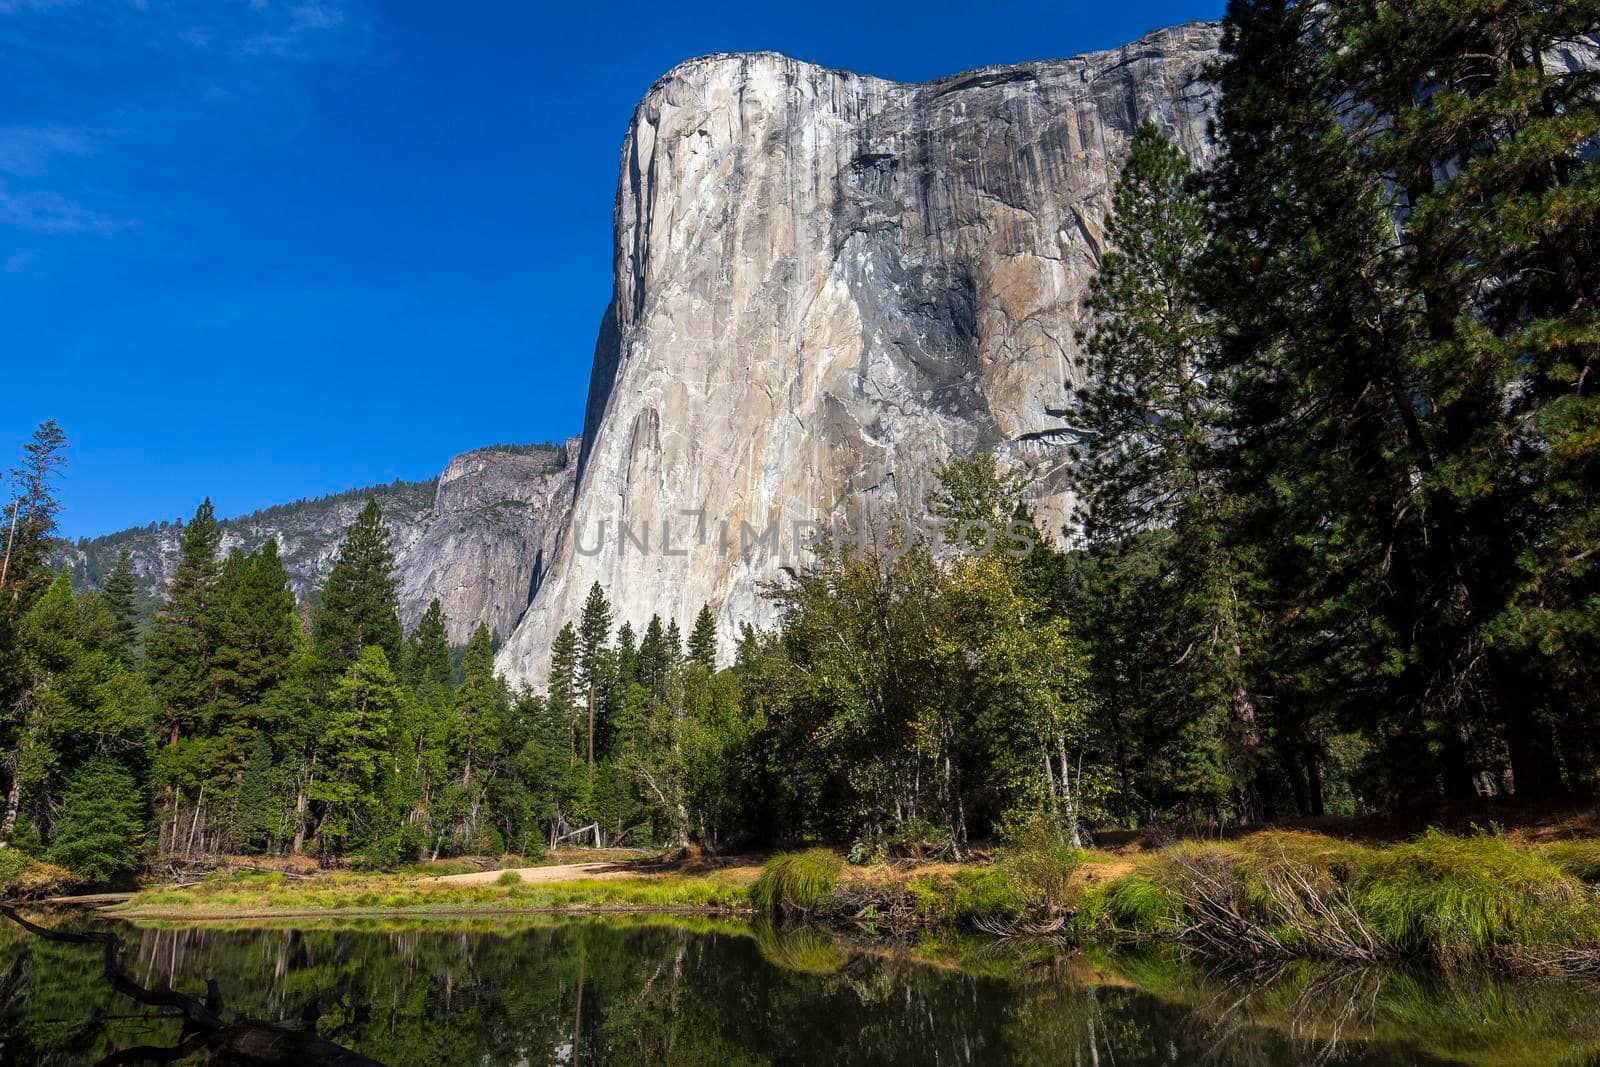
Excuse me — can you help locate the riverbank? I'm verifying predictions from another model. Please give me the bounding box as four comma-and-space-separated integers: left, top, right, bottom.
11, 908, 1600, 1066
65, 825, 1600, 976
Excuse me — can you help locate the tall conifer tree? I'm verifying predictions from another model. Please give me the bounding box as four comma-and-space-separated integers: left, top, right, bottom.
313, 499, 402, 679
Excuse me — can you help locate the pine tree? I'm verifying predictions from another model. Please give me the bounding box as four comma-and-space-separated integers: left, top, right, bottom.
547, 622, 580, 756
637, 615, 666, 694
688, 604, 717, 671
210, 539, 299, 712
450, 623, 503, 848
1072, 122, 1218, 541
4, 571, 155, 853
1069, 119, 1264, 821
313, 499, 402, 679
664, 618, 683, 668
100, 548, 140, 666
403, 598, 452, 696
1326, 0, 1600, 797
0, 419, 68, 610
45, 756, 147, 885
232, 733, 278, 852
206, 539, 300, 799
576, 583, 613, 783
312, 646, 401, 855
145, 499, 222, 750
615, 621, 638, 688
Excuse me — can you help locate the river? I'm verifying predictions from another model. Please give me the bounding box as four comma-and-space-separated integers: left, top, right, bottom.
2, 915, 1596, 1064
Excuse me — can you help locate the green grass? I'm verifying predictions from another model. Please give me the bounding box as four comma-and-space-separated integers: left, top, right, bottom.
1077, 828, 1600, 970
1095, 870, 1184, 933
908, 867, 1021, 922
749, 849, 842, 914
119, 871, 751, 916
1542, 840, 1600, 883
0, 850, 81, 897
495, 870, 523, 886
1350, 829, 1594, 964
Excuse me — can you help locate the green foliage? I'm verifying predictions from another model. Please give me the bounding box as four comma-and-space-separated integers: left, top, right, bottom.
1098, 872, 1184, 933
495, 869, 523, 886
144, 498, 221, 747
402, 598, 452, 696
313, 498, 402, 678
908, 868, 1022, 923
99, 548, 140, 666
687, 604, 717, 670
752, 921, 844, 974
749, 849, 842, 913
312, 647, 402, 854
0, 850, 80, 896
44, 757, 147, 885
996, 809, 1085, 912
1542, 841, 1600, 885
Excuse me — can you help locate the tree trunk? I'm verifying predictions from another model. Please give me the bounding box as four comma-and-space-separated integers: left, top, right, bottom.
291, 765, 314, 856
0, 772, 21, 845
1303, 742, 1325, 817
586, 685, 596, 788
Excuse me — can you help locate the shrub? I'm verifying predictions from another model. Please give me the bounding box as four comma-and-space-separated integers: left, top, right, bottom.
0, 850, 80, 897
495, 869, 524, 886
997, 809, 1084, 912
749, 849, 842, 914
889, 817, 953, 859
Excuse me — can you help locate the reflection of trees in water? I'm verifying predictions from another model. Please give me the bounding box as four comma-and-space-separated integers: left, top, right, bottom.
4, 917, 1600, 1065
0, 907, 379, 1065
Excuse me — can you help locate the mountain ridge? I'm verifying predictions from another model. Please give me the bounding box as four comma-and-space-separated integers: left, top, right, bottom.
54, 438, 580, 645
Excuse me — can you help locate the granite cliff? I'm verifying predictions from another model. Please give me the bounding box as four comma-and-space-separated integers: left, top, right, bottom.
496, 23, 1223, 685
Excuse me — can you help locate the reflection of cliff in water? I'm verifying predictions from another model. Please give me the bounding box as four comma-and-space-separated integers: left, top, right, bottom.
4, 915, 1600, 1065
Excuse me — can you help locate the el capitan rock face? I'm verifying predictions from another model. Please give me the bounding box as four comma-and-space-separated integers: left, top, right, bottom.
496, 23, 1223, 685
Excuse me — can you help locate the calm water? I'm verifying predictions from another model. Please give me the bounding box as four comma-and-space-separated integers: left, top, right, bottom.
2, 915, 1597, 1065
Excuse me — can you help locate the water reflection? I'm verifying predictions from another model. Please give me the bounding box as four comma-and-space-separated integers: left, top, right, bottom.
2, 915, 1597, 1065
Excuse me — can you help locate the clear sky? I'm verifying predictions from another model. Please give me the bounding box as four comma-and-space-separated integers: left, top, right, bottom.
2, 0, 1223, 540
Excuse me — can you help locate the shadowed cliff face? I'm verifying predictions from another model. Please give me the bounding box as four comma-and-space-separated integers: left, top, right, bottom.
498, 23, 1222, 686
59, 440, 579, 646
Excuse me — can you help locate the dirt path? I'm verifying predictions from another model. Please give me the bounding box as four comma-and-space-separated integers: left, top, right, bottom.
429, 862, 642, 886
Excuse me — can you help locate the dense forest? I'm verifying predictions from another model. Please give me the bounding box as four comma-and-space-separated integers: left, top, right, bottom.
1, 0, 1596, 883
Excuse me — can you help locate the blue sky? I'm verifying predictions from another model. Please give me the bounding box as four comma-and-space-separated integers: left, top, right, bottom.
2, 0, 1222, 540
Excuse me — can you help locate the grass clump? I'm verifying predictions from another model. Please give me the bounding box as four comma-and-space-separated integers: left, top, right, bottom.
909, 867, 1021, 923
1086, 828, 1600, 971
1541, 840, 1600, 884
1351, 829, 1593, 964
749, 849, 842, 914
495, 869, 524, 886
1099, 870, 1184, 932
0, 850, 82, 897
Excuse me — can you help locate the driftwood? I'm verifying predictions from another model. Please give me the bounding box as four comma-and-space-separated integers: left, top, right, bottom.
0, 906, 384, 1066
